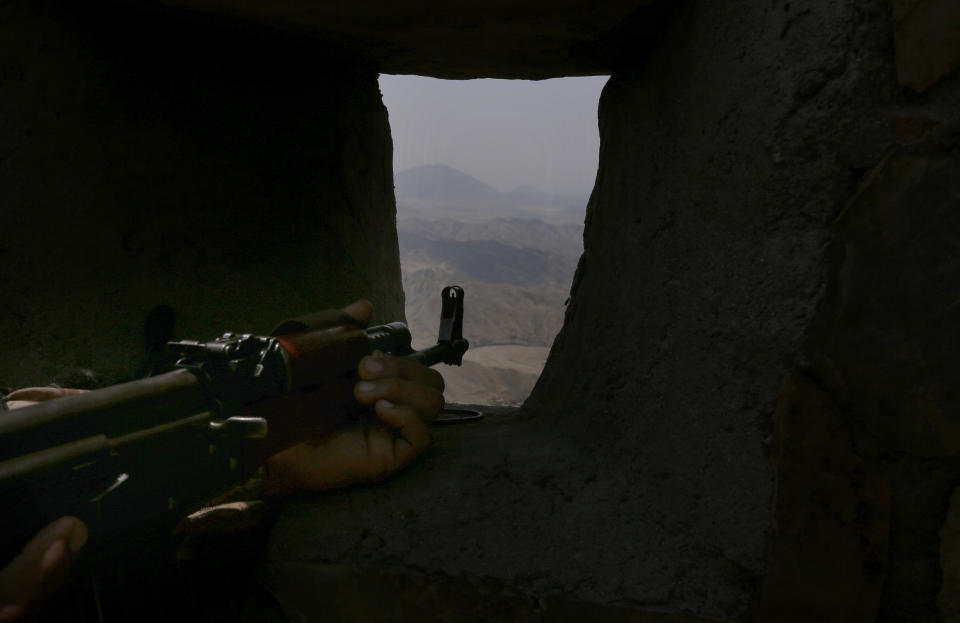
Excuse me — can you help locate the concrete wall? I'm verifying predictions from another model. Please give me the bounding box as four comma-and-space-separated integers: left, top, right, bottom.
269, 0, 960, 621
0, 1, 403, 389
531, 0, 960, 619
529, 0, 898, 612
111, 0, 668, 79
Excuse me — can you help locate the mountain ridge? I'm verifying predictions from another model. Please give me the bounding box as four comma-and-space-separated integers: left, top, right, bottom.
395, 164, 588, 214
395, 166, 587, 405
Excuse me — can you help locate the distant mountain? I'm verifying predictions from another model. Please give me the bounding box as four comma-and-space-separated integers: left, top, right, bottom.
400, 234, 574, 287
398, 217, 582, 255
395, 168, 588, 405
394, 165, 589, 223
395, 165, 501, 204
501, 184, 586, 212
398, 217, 581, 287
399, 217, 581, 352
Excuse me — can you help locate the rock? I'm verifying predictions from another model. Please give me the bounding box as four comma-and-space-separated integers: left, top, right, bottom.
117, 0, 675, 79
259, 562, 727, 623
893, 0, 960, 92
939, 488, 960, 621
806, 152, 960, 456
889, 113, 942, 142
0, 4, 403, 386
754, 374, 890, 623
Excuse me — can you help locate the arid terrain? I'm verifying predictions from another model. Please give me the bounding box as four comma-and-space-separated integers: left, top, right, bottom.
396, 165, 585, 405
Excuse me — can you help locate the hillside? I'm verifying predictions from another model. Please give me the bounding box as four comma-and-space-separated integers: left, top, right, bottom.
398, 216, 582, 255
395, 165, 588, 224
399, 232, 576, 288
433, 346, 550, 407
402, 265, 569, 350
395, 165, 586, 406
402, 264, 569, 405
396, 210, 583, 405
395, 164, 500, 204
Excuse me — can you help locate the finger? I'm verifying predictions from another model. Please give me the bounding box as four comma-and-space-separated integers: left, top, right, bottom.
5, 401, 38, 410
358, 353, 445, 391
0, 517, 87, 609
374, 400, 432, 464
354, 378, 444, 422
5, 388, 87, 404
340, 299, 373, 328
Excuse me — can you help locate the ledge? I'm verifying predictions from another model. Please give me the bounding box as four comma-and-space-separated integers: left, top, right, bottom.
264, 404, 745, 618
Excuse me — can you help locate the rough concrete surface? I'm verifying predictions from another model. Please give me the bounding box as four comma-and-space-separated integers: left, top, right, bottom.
892, 0, 960, 92
940, 489, 960, 622
754, 374, 889, 622
266, 1, 908, 619
260, 561, 725, 623
0, 1, 403, 387
268, 410, 734, 620
806, 144, 960, 620
807, 152, 960, 457
113, 0, 673, 79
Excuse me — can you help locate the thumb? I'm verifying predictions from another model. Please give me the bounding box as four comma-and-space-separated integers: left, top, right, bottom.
340, 299, 374, 327
0, 517, 88, 615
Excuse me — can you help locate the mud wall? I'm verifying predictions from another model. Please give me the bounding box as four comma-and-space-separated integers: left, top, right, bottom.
0, 1, 403, 389
269, 0, 960, 621
531, 0, 960, 619
528, 0, 901, 611
110, 0, 668, 79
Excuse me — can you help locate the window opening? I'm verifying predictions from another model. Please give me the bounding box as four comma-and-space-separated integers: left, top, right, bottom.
379, 75, 606, 406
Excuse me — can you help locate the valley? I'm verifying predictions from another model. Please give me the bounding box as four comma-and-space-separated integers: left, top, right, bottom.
396, 165, 586, 406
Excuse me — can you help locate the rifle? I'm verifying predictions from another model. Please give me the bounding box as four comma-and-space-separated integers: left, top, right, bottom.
0, 286, 470, 589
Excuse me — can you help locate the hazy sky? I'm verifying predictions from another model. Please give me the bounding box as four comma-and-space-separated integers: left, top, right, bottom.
378, 75, 608, 197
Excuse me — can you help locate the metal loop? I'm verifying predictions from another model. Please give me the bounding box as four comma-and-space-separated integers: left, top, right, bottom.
432, 408, 484, 425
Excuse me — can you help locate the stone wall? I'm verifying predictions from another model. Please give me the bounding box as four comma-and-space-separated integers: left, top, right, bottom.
111, 0, 669, 79
269, 0, 960, 620
532, 0, 960, 619
0, 1, 403, 389
529, 0, 901, 614
530, 0, 960, 619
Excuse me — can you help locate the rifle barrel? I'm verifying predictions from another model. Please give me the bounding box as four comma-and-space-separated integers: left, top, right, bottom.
0, 369, 208, 458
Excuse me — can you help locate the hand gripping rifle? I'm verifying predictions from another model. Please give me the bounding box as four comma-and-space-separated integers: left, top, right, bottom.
0, 287, 469, 581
